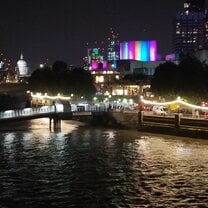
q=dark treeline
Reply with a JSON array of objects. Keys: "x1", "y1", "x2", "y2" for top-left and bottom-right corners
[
  {"x1": 151, "y1": 54, "x2": 208, "y2": 103},
  {"x1": 28, "y1": 61, "x2": 96, "y2": 100}
]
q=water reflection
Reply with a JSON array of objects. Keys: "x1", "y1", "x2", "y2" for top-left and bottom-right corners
[
  {"x1": 0, "y1": 119, "x2": 208, "y2": 207},
  {"x1": 3, "y1": 132, "x2": 15, "y2": 152}
]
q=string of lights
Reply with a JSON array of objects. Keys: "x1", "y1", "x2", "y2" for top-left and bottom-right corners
[
  {"x1": 30, "y1": 93, "x2": 71, "y2": 100},
  {"x1": 141, "y1": 97, "x2": 208, "y2": 111}
]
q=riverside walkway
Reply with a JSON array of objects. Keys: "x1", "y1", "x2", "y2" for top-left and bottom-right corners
[
  {"x1": 138, "y1": 111, "x2": 208, "y2": 138},
  {"x1": 1, "y1": 104, "x2": 208, "y2": 137}
]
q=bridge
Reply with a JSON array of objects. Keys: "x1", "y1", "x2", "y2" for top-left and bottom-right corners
[
  {"x1": 1, "y1": 104, "x2": 208, "y2": 137},
  {"x1": 0, "y1": 104, "x2": 108, "y2": 131}
]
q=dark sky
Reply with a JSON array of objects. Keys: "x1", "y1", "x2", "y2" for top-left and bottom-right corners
[{"x1": 0, "y1": 0, "x2": 185, "y2": 69}]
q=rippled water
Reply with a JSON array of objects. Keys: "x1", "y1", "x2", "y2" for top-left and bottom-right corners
[{"x1": 0, "y1": 119, "x2": 208, "y2": 208}]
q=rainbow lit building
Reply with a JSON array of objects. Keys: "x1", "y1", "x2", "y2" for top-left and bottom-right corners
[{"x1": 120, "y1": 41, "x2": 157, "y2": 62}]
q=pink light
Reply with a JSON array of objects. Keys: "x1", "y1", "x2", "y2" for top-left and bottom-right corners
[
  {"x1": 129, "y1": 41, "x2": 135, "y2": 60},
  {"x1": 150, "y1": 41, "x2": 157, "y2": 61},
  {"x1": 91, "y1": 61, "x2": 98, "y2": 70}
]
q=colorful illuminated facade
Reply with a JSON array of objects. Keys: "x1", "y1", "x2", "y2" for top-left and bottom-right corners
[
  {"x1": 87, "y1": 28, "x2": 120, "y2": 71},
  {"x1": 87, "y1": 48, "x2": 106, "y2": 70},
  {"x1": 87, "y1": 47, "x2": 118, "y2": 71},
  {"x1": 119, "y1": 41, "x2": 157, "y2": 62}
]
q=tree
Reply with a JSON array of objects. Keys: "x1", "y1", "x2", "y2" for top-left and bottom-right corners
[
  {"x1": 52, "y1": 61, "x2": 68, "y2": 73},
  {"x1": 28, "y1": 62, "x2": 96, "y2": 100},
  {"x1": 69, "y1": 68, "x2": 96, "y2": 99},
  {"x1": 28, "y1": 66, "x2": 56, "y2": 94},
  {"x1": 176, "y1": 55, "x2": 207, "y2": 101},
  {"x1": 52, "y1": 61, "x2": 69, "y2": 94},
  {"x1": 151, "y1": 62, "x2": 178, "y2": 98},
  {"x1": 151, "y1": 55, "x2": 208, "y2": 103}
]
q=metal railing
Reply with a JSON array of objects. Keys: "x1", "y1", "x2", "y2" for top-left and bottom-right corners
[
  {"x1": 0, "y1": 106, "x2": 55, "y2": 120},
  {"x1": 139, "y1": 111, "x2": 208, "y2": 130},
  {"x1": 0, "y1": 104, "x2": 109, "y2": 120}
]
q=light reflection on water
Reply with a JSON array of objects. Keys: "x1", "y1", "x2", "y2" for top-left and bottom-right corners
[{"x1": 0, "y1": 119, "x2": 208, "y2": 207}]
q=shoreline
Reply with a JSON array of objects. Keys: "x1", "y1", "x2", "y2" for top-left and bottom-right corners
[
  {"x1": 0, "y1": 111, "x2": 208, "y2": 139},
  {"x1": 89, "y1": 112, "x2": 208, "y2": 139}
]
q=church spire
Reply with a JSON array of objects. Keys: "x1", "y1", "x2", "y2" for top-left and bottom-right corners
[{"x1": 20, "y1": 53, "x2": 24, "y2": 60}]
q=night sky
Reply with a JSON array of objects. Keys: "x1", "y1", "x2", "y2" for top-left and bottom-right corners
[{"x1": 0, "y1": 0, "x2": 185, "y2": 69}]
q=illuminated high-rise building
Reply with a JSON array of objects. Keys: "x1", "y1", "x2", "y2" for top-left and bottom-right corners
[
  {"x1": 87, "y1": 48, "x2": 107, "y2": 70},
  {"x1": 173, "y1": 0, "x2": 207, "y2": 53},
  {"x1": 184, "y1": 0, "x2": 205, "y2": 12},
  {"x1": 107, "y1": 28, "x2": 120, "y2": 61},
  {"x1": 86, "y1": 28, "x2": 120, "y2": 70}
]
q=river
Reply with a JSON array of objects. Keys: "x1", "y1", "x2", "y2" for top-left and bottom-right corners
[{"x1": 0, "y1": 119, "x2": 208, "y2": 208}]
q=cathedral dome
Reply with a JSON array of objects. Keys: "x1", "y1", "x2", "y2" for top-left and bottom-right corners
[{"x1": 17, "y1": 53, "x2": 29, "y2": 76}]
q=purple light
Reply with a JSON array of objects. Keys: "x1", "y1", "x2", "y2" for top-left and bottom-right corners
[
  {"x1": 103, "y1": 61, "x2": 108, "y2": 69},
  {"x1": 165, "y1": 53, "x2": 178, "y2": 61}
]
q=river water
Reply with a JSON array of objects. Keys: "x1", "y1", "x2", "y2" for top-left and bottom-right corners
[{"x1": 0, "y1": 119, "x2": 208, "y2": 208}]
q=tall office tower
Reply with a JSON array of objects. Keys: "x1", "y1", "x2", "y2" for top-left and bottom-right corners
[
  {"x1": 173, "y1": 0, "x2": 207, "y2": 53},
  {"x1": 205, "y1": 14, "x2": 208, "y2": 47},
  {"x1": 107, "y1": 28, "x2": 120, "y2": 61},
  {"x1": 184, "y1": 0, "x2": 205, "y2": 12}
]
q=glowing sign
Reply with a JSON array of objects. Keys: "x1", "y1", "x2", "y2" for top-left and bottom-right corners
[{"x1": 120, "y1": 41, "x2": 157, "y2": 61}]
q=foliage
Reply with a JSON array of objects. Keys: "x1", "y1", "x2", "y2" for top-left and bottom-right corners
[
  {"x1": 28, "y1": 66, "x2": 56, "y2": 93},
  {"x1": 52, "y1": 61, "x2": 68, "y2": 73},
  {"x1": 151, "y1": 62, "x2": 178, "y2": 96},
  {"x1": 151, "y1": 55, "x2": 208, "y2": 103},
  {"x1": 69, "y1": 68, "x2": 96, "y2": 99},
  {"x1": 28, "y1": 62, "x2": 96, "y2": 100}
]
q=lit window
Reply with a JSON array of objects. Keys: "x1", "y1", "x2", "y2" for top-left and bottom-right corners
[{"x1": 95, "y1": 76, "x2": 104, "y2": 83}]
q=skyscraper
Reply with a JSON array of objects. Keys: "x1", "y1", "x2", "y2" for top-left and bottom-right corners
[
  {"x1": 107, "y1": 28, "x2": 120, "y2": 61},
  {"x1": 173, "y1": 0, "x2": 207, "y2": 53},
  {"x1": 184, "y1": 0, "x2": 205, "y2": 12}
]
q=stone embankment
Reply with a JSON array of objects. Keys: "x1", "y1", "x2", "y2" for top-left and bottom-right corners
[
  {"x1": 90, "y1": 111, "x2": 138, "y2": 129},
  {"x1": 90, "y1": 111, "x2": 208, "y2": 138}
]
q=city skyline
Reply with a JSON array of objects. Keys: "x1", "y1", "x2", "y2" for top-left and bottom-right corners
[{"x1": 0, "y1": 0, "x2": 201, "y2": 69}]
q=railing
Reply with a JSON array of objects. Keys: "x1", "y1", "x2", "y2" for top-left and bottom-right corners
[
  {"x1": 70, "y1": 104, "x2": 108, "y2": 112},
  {"x1": 139, "y1": 111, "x2": 208, "y2": 130},
  {"x1": 0, "y1": 106, "x2": 55, "y2": 120},
  {"x1": 0, "y1": 104, "x2": 109, "y2": 121}
]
